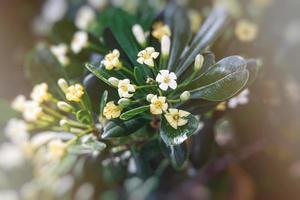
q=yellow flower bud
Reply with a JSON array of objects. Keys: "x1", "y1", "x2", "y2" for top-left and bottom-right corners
[
  {"x1": 194, "y1": 54, "x2": 204, "y2": 72},
  {"x1": 180, "y1": 91, "x2": 191, "y2": 102},
  {"x1": 66, "y1": 84, "x2": 84, "y2": 102}
]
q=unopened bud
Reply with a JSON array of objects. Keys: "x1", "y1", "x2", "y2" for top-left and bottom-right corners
[
  {"x1": 57, "y1": 101, "x2": 73, "y2": 112},
  {"x1": 146, "y1": 78, "x2": 155, "y2": 84},
  {"x1": 57, "y1": 78, "x2": 69, "y2": 93},
  {"x1": 118, "y1": 98, "x2": 131, "y2": 107},
  {"x1": 161, "y1": 35, "x2": 171, "y2": 57},
  {"x1": 194, "y1": 54, "x2": 204, "y2": 71},
  {"x1": 108, "y1": 77, "x2": 119, "y2": 87},
  {"x1": 180, "y1": 91, "x2": 191, "y2": 102},
  {"x1": 146, "y1": 94, "x2": 155, "y2": 102},
  {"x1": 59, "y1": 119, "x2": 68, "y2": 126},
  {"x1": 132, "y1": 24, "x2": 146, "y2": 46}
]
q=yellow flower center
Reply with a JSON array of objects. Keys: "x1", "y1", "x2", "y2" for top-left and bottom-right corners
[{"x1": 163, "y1": 76, "x2": 171, "y2": 84}]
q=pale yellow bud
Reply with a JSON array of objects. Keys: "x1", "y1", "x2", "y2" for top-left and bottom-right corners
[
  {"x1": 108, "y1": 77, "x2": 119, "y2": 87},
  {"x1": 118, "y1": 98, "x2": 131, "y2": 107},
  {"x1": 146, "y1": 94, "x2": 155, "y2": 102},
  {"x1": 161, "y1": 35, "x2": 171, "y2": 57},
  {"x1": 180, "y1": 91, "x2": 191, "y2": 102},
  {"x1": 132, "y1": 24, "x2": 146, "y2": 46},
  {"x1": 58, "y1": 78, "x2": 69, "y2": 93},
  {"x1": 194, "y1": 54, "x2": 204, "y2": 71},
  {"x1": 57, "y1": 101, "x2": 73, "y2": 112}
]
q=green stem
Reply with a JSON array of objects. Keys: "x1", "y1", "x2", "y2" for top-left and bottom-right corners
[
  {"x1": 155, "y1": 159, "x2": 169, "y2": 177},
  {"x1": 121, "y1": 66, "x2": 134, "y2": 77},
  {"x1": 136, "y1": 85, "x2": 157, "y2": 90},
  {"x1": 42, "y1": 105, "x2": 65, "y2": 119},
  {"x1": 66, "y1": 128, "x2": 94, "y2": 147}
]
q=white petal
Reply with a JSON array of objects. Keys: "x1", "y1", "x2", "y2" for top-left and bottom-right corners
[
  {"x1": 160, "y1": 70, "x2": 169, "y2": 76},
  {"x1": 159, "y1": 83, "x2": 169, "y2": 91},
  {"x1": 169, "y1": 80, "x2": 177, "y2": 89},
  {"x1": 156, "y1": 74, "x2": 164, "y2": 82},
  {"x1": 144, "y1": 59, "x2": 154, "y2": 67},
  {"x1": 169, "y1": 72, "x2": 177, "y2": 80},
  {"x1": 151, "y1": 52, "x2": 160, "y2": 59},
  {"x1": 137, "y1": 57, "x2": 144, "y2": 64}
]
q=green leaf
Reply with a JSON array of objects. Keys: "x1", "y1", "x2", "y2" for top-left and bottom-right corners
[
  {"x1": 99, "y1": 90, "x2": 108, "y2": 115},
  {"x1": 191, "y1": 56, "x2": 247, "y2": 88},
  {"x1": 165, "y1": 3, "x2": 191, "y2": 71},
  {"x1": 26, "y1": 45, "x2": 67, "y2": 96},
  {"x1": 108, "y1": 9, "x2": 139, "y2": 65},
  {"x1": 134, "y1": 67, "x2": 146, "y2": 85},
  {"x1": 175, "y1": 7, "x2": 229, "y2": 77},
  {"x1": 160, "y1": 140, "x2": 188, "y2": 170},
  {"x1": 102, "y1": 118, "x2": 149, "y2": 139},
  {"x1": 85, "y1": 63, "x2": 114, "y2": 87},
  {"x1": 120, "y1": 106, "x2": 150, "y2": 120},
  {"x1": 160, "y1": 114, "x2": 199, "y2": 146},
  {"x1": 76, "y1": 110, "x2": 93, "y2": 124},
  {"x1": 190, "y1": 69, "x2": 249, "y2": 101}
]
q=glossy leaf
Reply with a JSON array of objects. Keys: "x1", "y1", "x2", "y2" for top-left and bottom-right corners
[
  {"x1": 160, "y1": 140, "x2": 188, "y2": 170},
  {"x1": 190, "y1": 69, "x2": 249, "y2": 101},
  {"x1": 120, "y1": 106, "x2": 150, "y2": 120},
  {"x1": 160, "y1": 114, "x2": 199, "y2": 146},
  {"x1": 85, "y1": 63, "x2": 114, "y2": 87},
  {"x1": 102, "y1": 118, "x2": 149, "y2": 139},
  {"x1": 99, "y1": 90, "x2": 108, "y2": 115},
  {"x1": 69, "y1": 140, "x2": 106, "y2": 155}
]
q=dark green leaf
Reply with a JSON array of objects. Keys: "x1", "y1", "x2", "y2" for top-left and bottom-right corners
[
  {"x1": 120, "y1": 106, "x2": 150, "y2": 120},
  {"x1": 85, "y1": 63, "x2": 113, "y2": 87},
  {"x1": 134, "y1": 67, "x2": 146, "y2": 85},
  {"x1": 191, "y1": 56, "x2": 247, "y2": 88},
  {"x1": 175, "y1": 7, "x2": 229, "y2": 77},
  {"x1": 160, "y1": 114, "x2": 199, "y2": 146},
  {"x1": 165, "y1": 3, "x2": 191, "y2": 71},
  {"x1": 190, "y1": 69, "x2": 249, "y2": 101},
  {"x1": 102, "y1": 118, "x2": 149, "y2": 139},
  {"x1": 160, "y1": 140, "x2": 188, "y2": 170},
  {"x1": 99, "y1": 90, "x2": 108, "y2": 115}
]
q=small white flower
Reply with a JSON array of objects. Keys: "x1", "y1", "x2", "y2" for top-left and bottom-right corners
[
  {"x1": 30, "y1": 83, "x2": 51, "y2": 103},
  {"x1": 102, "y1": 49, "x2": 122, "y2": 70},
  {"x1": 11, "y1": 95, "x2": 26, "y2": 112},
  {"x1": 23, "y1": 101, "x2": 43, "y2": 122},
  {"x1": 156, "y1": 70, "x2": 177, "y2": 91},
  {"x1": 75, "y1": 6, "x2": 95, "y2": 30},
  {"x1": 5, "y1": 119, "x2": 29, "y2": 145},
  {"x1": 71, "y1": 31, "x2": 89, "y2": 54},
  {"x1": 132, "y1": 24, "x2": 147, "y2": 46},
  {"x1": 118, "y1": 79, "x2": 136, "y2": 98},
  {"x1": 50, "y1": 43, "x2": 69, "y2": 66},
  {"x1": 137, "y1": 47, "x2": 160, "y2": 67},
  {"x1": 161, "y1": 35, "x2": 171, "y2": 56},
  {"x1": 164, "y1": 109, "x2": 190, "y2": 130},
  {"x1": 150, "y1": 96, "x2": 168, "y2": 115},
  {"x1": 228, "y1": 89, "x2": 250, "y2": 108},
  {"x1": 47, "y1": 139, "x2": 67, "y2": 160}
]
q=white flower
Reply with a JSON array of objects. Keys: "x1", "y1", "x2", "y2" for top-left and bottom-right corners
[
  {"x1": 101, "y1": 49, "x2": 122, "y2": 70},
  {"x1": 71, "y1": 31, "x2": 89, "y2": 54},
  {"x1": 50, "y1": 43, "x2": 69, "y2": 66},
  {"x1": 88, "y1": 0, "x2": 108, "y2": 9},
  {"x1": 30, "y1": 83, "x2": 51, "y2": 103},
  {"x1": 137, "y1": 47, "x2": 160, "y2": 67},
  {"x1": 103, "y1": 101, "x2": 122, "y2": 119},
  {"x1": 0, "y1": 143, "x2": 25, "y2": 170},
  {"x1": 152, "y1": 22, "x2": 171, "y2": 40},
  {"x1": 132, "y1": 24, "x2": 147, "y2": 46},
  {"x1": 41, "y1": 0, "x2": 67, "y2": 24},
  {"x1": 11, "y1": 95, "x2": 26, "y2": 112},
  {"x1": 23, "y1": 101, "x2": 43, "y2": 122},
  {"x1": 150, "y1": 96, "x2": 168, "y2": 115},
  {"x1": 164, "y1": 109, "x2": 190, "y2": 130},
  {"x1": 156, "y1": 70, "x2": 177, "y2": 91},
  {"x1": 118, "y1": 79, "x2": 136, "y2": 98},
  {"x1": 228, "y1": 88, "x2": 250, "y2": 108},
  {"x1": 75, "y1": 6, "x2": 95, "y2": 30},
  {"x1": 5, "y1": 119, "x2": 29, "y2": 145},
  {"x1": 161, "y1": 35, "x2": 171, "y2": 56}
]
